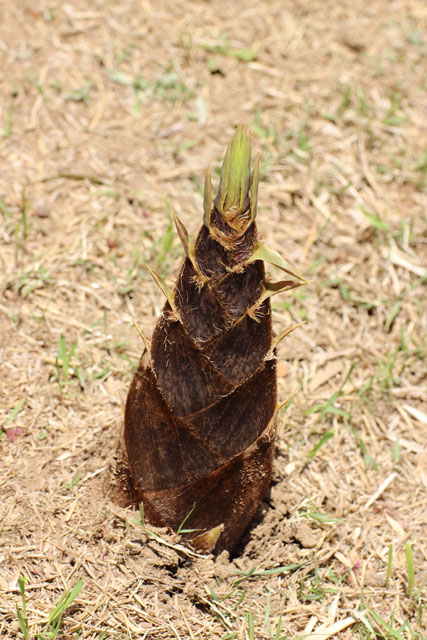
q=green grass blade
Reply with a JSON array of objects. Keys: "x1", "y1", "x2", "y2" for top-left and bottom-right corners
[
  {"x1": 263, "y1": 593, "x2": 271, "y2": 633},
  {"x1": 232, "y1": 562, "x2": 303, "y2": 587},
  {"x1": 359, "y1": 206, "x2": 389, "y2": 231},
  {"x1": 234, "y1": 589, "x2": 247, "y2": 607},
  {"x1": 306, "y1": 430, "x2": 334, "y2": 461},
  {"x1": 16, "y1": 577, "x2": 29, "y2": 640},
  {"x1": 47, "y1": 578, "x2": 83, "y2": 628},
  {"x1": 231, "y1": 566, "x2": 257, "y2": 587},
  {"x1": 368, "y1": 609, "x2": 403, "y2": 639},
  {"x1": 405, "y1": 543, "x2": 414, "y2": 598},
  {"x1": 131, "y1": 502, "x2": 146, "y2": 528},
  {"x1": 275, "y1": 611, "x2": 283, "y2": 640},
  {"x1": 177, "y1": 503, "x2": 196, "y2": 534},
  {"x1": 246, "y1": 607, "x2": 255, "y2": 640},
  {"x1": 5, "y1": 104, "x2": 13, "y2": 137},
  {"x1": 16, "y1": 606, "x2": 30, "y2": 640},
  {"x1": 385, "y1": 544, "x2": 393, "y2": 586},
  {"x1": 7, "y1": 398, "x2": 25, "y2": 424},
  {"x1": 17, "y1": 577, "x2": 28, "y2": 618}
]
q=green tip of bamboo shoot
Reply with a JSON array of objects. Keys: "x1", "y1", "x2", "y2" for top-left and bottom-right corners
[{"x1": 214, "y1": 125, "x2": 252, "y2": 223}]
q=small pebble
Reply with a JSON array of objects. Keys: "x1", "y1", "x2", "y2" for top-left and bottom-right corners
[{"x1": 33, "y1": 200, "x2": 51, "y2": 218}]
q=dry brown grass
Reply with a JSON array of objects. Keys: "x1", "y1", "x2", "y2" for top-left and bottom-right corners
[{"x1": 0, "y1": 1, "x2": 426, "y2": 638}]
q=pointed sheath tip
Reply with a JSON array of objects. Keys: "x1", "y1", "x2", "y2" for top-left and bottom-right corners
[
  {"x1": 191, "y1": 523, "x2": 225, "y2": 553},
  {"x1": 145, "y1": 264, "x2": 175, "y2": 309},
  {"x1": 215, "y1": 125, "x2": 253, "y2": 221},
  {"x1": 203, "y1": 167, "x2": 212, "y2": 226}
]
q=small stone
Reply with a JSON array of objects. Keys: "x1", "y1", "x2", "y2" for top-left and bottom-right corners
[{"x1": 34, "y1": 200, "x2": 51, "y2": 218}]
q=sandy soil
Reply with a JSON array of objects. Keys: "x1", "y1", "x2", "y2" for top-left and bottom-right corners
[{"x1": 0, "y1": 1, "x2": 426, "y2": 638}]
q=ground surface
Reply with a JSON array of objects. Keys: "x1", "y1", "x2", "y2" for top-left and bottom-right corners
[{"x1": 0, "y1": 1, "x2": 426, "y2": 638}]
